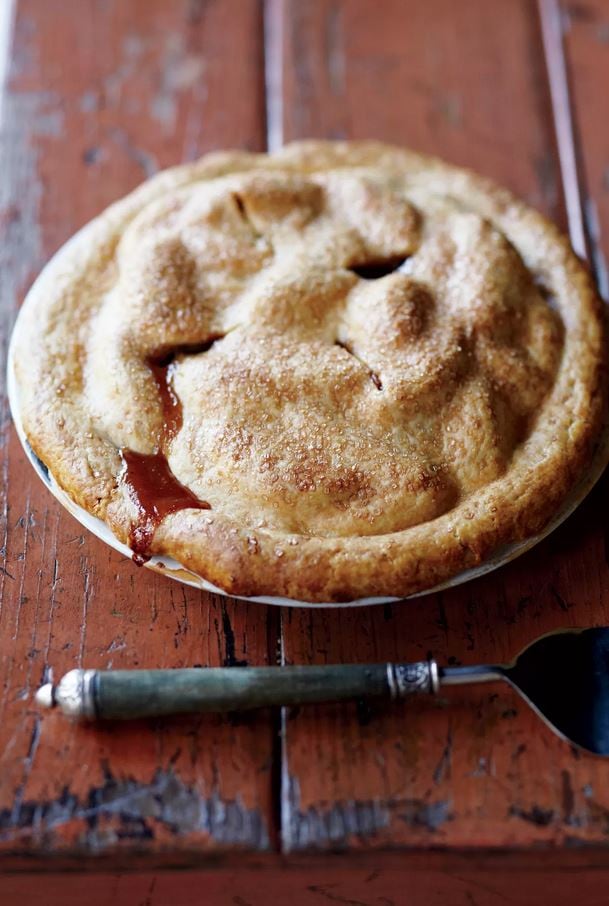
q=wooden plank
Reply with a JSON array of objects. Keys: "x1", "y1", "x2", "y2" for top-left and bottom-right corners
[
  {"x1": 275, "y1": 0, "x2": 567, "y2": 219},
  {"x1": 0, "y1": 0, "x2": 277, "y2": 864},
  {"x1": 275, "y1": 0, "x2": 609, "y2": 853},
  {"x1": 6, "y1": 857, "x2": 609, "y2": 906}
]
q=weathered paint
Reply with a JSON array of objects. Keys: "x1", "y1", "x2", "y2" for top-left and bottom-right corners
[
  {"x1": 1, "y1": 0, "x2": 609, "y2": 896},
  {"x1": 0, "y1": 765, "x2": 270, "y2": 851},
  {"x1": 0, "y1": 0, "x2": 274, "y2": 868},
  {"x1": 276, "y1": 0, "x2": 609, "y2": 854}
]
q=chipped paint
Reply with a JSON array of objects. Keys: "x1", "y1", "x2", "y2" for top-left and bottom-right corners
[
  {"x1": 282, "y1": 775, "x2": 452, "y2": 852},
  {"x1": 102, "y1": 34, "x2": 145, "y2": 108},
  {"x1": 0, "y1": 0, "x2": 15, "y2": 120},
  {"x1": 324, "y1": 3, "x2": 345, "y2": 97},
  {"x1": 435, "y1": 92, "x2": 463, "y2": 127},
  {"x1": 508, "y1": 787, "x2": 609, "y2": 835},
  {"x1": 509, "y1": 804, "x2": 556, "y2": 827},
  {"x1": 0, "y1": 89, "x2": 63, "y2": 300},
  {"x1": 0, "y1": 39, "x2": 65, "y2": 667},
  {"x1": 82, "y1": 146, "x2": 104, "y2": 166},
  {"x1": 397, "y1": 798, "x2": 453, "y2": 832},
  {"x1": 0, "y1": 10, "x2": 65, "y2": 377},
  {"x1": 282, "y1": 775, "x2": 389, "y2": 851},
  {"x1": 78, "y1": 90, "x2": 99, "y2": 114},
  {"x1": 0, "y1": 766, "x2": 270, "y2": 851},
  {"x1": 107, "y1": 126, "x2": 159, "y2": 178},
  {"x1": 4, "y1": 0, "x2": 609, "y2": 868},
  {"x1": 1, "y1": 0, "x2": 276, "y2": 869},
  {"x1": 150, "y1": 34, "x2": 206, "y2": 129},
  {"x1": 432, "y1": 726, "x2": 452, "y2": 784}
]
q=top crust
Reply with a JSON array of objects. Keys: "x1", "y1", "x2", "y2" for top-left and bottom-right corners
[{"x1": 11, "y1": 141, "x2": 607, "y2": 602}]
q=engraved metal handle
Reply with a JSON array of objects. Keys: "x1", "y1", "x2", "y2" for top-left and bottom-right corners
[{"x1": 36, "y1": 661, "x2": 440, "y2": 721}]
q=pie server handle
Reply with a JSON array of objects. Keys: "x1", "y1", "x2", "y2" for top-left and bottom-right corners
[{"x1": 34, "y1": 662, "x2": 441, "y2": 720}]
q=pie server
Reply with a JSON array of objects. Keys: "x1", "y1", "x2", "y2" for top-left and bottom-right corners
[{"x1": 35, "y1": 627, "x2": 609, "y2": 756}]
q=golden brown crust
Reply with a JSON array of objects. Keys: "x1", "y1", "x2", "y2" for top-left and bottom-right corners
[{"x1": 11, "y1": 141, "x2": 608, "y2": 602}]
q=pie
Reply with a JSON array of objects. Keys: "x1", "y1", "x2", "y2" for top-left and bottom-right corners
[{"x1": 11, "y1": 141, "x2": 607, "y2": 602}]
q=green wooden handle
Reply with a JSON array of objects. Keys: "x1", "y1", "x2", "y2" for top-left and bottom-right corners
[
  {"x1": 96, "y1": 665, "x2": 392, "y2": 718},
  {"x1": 37, "y1": 662, "x2": 439, "y2": 719}
]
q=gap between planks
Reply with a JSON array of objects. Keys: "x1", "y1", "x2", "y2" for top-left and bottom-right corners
[
  {"x1": 261, "y1": 0, "x2": 289, "y2": 853},
  {"x1": 538, "y1": 0, "x2": 596, "y2": 272},
  {"x1": 263, "y1": 0, "x2": 284, "y2": 152}
]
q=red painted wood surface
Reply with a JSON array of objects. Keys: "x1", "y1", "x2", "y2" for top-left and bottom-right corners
[
  {"x1": 5, "y1": 855, "x2": 609, "y2": 906},
  {"x1": 0, "y1": 0, "x2": 275, "y2": 861},
  {"x1": 276, "y1": 0, "x2": 609, "y2": 853},
  {"x1": 1, "y1": 0, "x2": 609, "y2": 901}
]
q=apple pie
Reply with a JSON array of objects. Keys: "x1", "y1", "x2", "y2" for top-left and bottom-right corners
[{"x1": 11, "y1": 141, "x2": 607, "y2": 602}]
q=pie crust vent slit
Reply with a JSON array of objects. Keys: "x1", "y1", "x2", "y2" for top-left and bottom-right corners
[
  {"x1": 348, "y1": 256, "x2": 408, "y2": 280},
  {"x1": 147, "y1": 336, "x2": 225, "y2": 443},
  {"x1": 334, "y1": 339, "x2": 383, "y2": 391}
]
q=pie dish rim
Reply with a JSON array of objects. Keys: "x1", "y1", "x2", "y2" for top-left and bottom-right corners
[{"x1": 8, "y1": 140, "x2": 608, "y2": 603}]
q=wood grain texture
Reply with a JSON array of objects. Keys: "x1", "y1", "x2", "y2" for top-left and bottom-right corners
[
  {"x1": 3, "y1": 0, "x2": 609, "y2": 890},
  {"x1": 0, "y1": 0, "x2": 277, "y2": 863},
  {"x1": 277, "y1": 0, "x2": 566, "y2": 219},
  {"x1": 5, "y1": 858, "x2": 609, "y2": 906},
  {"x1": 276, "y1": 0, "x2": 609, "y2": 854}
]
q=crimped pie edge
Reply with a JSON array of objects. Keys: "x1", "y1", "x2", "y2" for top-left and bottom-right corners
[{"x1": 11, "y1": 140, "x2": 607, "y2": 602}]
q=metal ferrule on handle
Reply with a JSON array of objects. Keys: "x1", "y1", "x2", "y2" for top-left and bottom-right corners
[{"x1": 36, "y1": 661, "x2": 440, "y2": 720}]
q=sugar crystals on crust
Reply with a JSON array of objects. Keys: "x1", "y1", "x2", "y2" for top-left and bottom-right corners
[{"x1": 12, "y1": 141, "x2": 607, "y2": 602}]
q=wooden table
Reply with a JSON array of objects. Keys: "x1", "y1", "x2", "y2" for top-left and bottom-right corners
[{"x1": 1, "y1": 1, "x2": 609, "y2": 903}]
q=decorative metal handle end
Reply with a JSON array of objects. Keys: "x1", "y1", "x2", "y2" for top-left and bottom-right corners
[
  {"x1": 386, "y1": 660, "x2": 439, "y2": 698},
  {"x1": 36, "y1": 661, "x2": 440, "y2": 721},
  {"x1": 35, "y1": 669, "x2": 97, "y2": 719},
  {"x1": 34, "y1": 683, "x2": 54, "y2": 710}
]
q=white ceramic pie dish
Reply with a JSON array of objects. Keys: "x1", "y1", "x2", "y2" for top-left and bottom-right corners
[{"x1": 8, "y1": 309, "x2": 609, "y2": 608}]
